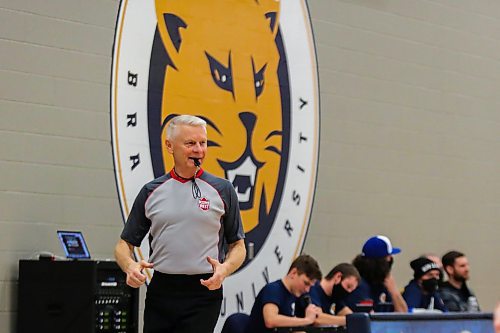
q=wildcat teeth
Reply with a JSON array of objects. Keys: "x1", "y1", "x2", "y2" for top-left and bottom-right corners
[{"x1": 226, "y1": 156, "x2": 257, "y2": 202}]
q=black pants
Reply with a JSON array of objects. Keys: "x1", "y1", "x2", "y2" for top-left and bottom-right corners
[{"x1": 144, "y1": 272, "x2": 223, "y2": 333}]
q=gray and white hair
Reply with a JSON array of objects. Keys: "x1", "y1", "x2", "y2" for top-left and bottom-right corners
[{"x1": 166, "y1": 115, "x2": 207, "y2": 140}]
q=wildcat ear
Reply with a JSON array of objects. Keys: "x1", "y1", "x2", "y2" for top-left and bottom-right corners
[
  {"x1": 155, "y1": 1, "x2": 187, "y2": 67},
  {"x1": 258, "y1": 0, "x2": 280, "y2": 38},
  {"x1": 265, "y1": 12, "x2": 279, "y2": 37}
]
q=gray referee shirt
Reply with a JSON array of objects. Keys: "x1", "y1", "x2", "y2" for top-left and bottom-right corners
[{"x1": 121, "y1": 169, "x2": 245, "y2": 275}]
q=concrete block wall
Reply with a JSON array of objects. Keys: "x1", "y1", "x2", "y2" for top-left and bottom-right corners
[
  {"x1": 1, "y1": 0, "x2": 499, "y2": 331},
  {"x1": 0, "y1": 1, "x2": 122, "y2": 331}
]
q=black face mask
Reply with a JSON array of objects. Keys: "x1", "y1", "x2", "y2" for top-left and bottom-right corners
[
  {"x1": 421, "y1": 278, "x2": 439, "y2": 293},
  {"x1": 331, "y1": 281, "x2": 350, "y2": 302}
]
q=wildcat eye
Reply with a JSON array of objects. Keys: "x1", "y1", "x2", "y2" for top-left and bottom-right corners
[
  {"x1": 252, "y1": 58, "x2": 266, "y2": 99},
  {"x1": 205, "y1": 51, "x2": 233, "y2": 96}
]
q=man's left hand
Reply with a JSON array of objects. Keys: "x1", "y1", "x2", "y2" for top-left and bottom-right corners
[{"x1": 200, "y1": 256, "x2": 228, "y2": 290}]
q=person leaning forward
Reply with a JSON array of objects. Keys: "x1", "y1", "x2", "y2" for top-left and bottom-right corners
[
  {"x1": 114, "y1": 115, "x2": 246, "y2": 333},
  {"x1": 344, "y1": 235, "x2": 408, "y2": 313},
  {"x1": 245, "y1": 254, "x2": 323, "y2": 333},
  {"x1": 296, "y1": 263, "x2": 361, "y2": 327}
]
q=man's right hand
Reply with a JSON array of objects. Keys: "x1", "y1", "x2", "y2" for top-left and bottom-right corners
[
  {"x1": 305, "y1": 304, "x2": 321, "y2": 324},
  {"x1": 125, "y1": 260, "x2": 154, "y2": 288}
]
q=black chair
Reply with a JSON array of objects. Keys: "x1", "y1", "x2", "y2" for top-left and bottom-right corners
[{"x1": 221, "y1": 312, "x2": 250, "y2": 333}]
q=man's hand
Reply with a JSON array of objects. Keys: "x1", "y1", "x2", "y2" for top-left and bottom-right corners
[
  {"x1": 305, "y1": 304, "x2": 321, "y2": 325},
  {"x1": 125, "y1": 260, "x2": 153, "y2": 288},
  {"x1": 384, "y1": 272, "x2": 408, "y2": 313},
  {"x1": 200, "y1": 256, "x2": 228, "y2": 290},
  {"x1": 384, "y1": 273, "x2": 398, "y2": 293}
]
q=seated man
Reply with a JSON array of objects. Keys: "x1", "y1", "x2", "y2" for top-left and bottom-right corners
[
  {"x1": 297, "y1": 263, "x2": 360, "y2": 326},
  {"x1": 403, "y1": 257, "x2": 447, "y2": 311},
  {"x1": 440, "y1": 251, "x2": 480, "y2": 312},
  {"x1": 345, "y1": 235, "x2": 408, "y2": 313},
  {"x1": 245, "y1": 254, "x2": 322, "y2": 333}
]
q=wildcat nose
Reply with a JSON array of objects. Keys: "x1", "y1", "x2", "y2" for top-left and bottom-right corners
[{"x1": 239, "y1": 112, "x2": 256, "y2": 134}]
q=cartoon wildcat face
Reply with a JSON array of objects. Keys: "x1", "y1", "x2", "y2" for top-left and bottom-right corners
[{"x1": 155, "y1": 0, "x2": 283, "y2": 232}]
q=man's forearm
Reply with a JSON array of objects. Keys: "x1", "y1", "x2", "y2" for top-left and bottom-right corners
[
  {"x1": 314, "y1": 313, "x2": 346, "y2": 326},
  {"x1": 266, "y1": 314, "x2": 314, "y2": 328},
  {"x1": 389, "y1": 290, "x2": 408, "y2": 313},
  {"x1": 221, "y1": 239, "x2": 246, "y2": 276},
  {"x1": 114, "y1": 239, "x2": 136, "y2": 273},
  {"x1": 385, "y1": 274, "x2": 408, "y2": 313}
]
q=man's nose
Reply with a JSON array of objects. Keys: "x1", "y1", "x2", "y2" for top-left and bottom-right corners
[{"x1": 192, "y1": 143, "x2": 202, "y2": 152}]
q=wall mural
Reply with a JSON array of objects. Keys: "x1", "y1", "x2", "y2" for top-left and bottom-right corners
[{"x1": 111, "y1": 0, "x2": 319, "y2": 329}]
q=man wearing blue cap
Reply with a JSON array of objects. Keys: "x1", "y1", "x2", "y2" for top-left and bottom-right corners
[{"x1": 345, "y1": 235, "x2": 408, "y2": 313}]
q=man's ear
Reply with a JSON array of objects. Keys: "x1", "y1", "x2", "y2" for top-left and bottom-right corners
[
  {"x1": 444, "y1": 265, "x2": 453, "y2": 276},
  {"x1": 333, "y1": 272, "x2": 343, "y2": 284},
  {"x1": 165, "y1": 139, "x2": 174, "y2": 154},
  {"x1": 155, "y1": 0, "x2": 187, "y2": 68}
]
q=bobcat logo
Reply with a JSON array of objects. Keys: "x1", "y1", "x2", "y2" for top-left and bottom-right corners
[
  {"x1": 112, "y1": 0, "x2": 319, "y2": 325},
  {"x1": 148, "y1": 0, "x2": 290, "y2": 258}
]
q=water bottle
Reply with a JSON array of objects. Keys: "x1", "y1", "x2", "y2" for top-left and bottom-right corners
[
  {"x1": 467, "y1": 296, "x2": 479, "y2": 312},
  {"x1": 247, "y1": 242, "x2": 255, "y2": 260}
]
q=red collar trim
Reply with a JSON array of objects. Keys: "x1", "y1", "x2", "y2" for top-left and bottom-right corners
[{"x1": 169, "y1": 168, "x2": 204, "y2": 183}]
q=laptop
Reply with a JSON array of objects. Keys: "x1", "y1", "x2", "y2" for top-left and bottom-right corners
[{"x1": 57, "y1": 231, "x2": 91, "y2": 260}]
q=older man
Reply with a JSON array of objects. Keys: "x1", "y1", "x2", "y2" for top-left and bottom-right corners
[{"x1": 115, "y1": 115, "x2": 246, "y2": 333}]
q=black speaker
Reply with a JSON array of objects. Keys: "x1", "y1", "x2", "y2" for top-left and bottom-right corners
[{"x1": 17, "y1": 260, "x2": 138, "y2": 333}]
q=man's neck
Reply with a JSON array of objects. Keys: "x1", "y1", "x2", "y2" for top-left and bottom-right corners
[
  {"x1": 174, "y1": 166, "x2": 197, "y2": 179},
  {"x1": 448, "y1": 277, "x2": 463, "y2": 290},
  {"x1": 320, "y1": 279, "x2": 332, "y2": 296},
  {"x1": 282, "y1": 277, "x2": 294, "y2": 295}
]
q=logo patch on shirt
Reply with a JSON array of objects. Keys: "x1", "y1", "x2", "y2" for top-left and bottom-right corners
[
  {"x1": 330, "y1": 302, "x2": 336, "y2": 315},
  {"x1": 198, "y1": 197, "x2": 210, "y2": 211}
]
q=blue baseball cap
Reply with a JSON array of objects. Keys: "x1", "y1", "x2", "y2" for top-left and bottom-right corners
[{"x1": 362, "y1": 235, "x2": 401, "y2": 258}]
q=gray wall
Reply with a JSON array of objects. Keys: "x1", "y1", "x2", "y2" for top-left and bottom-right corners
[
  {"x1": 0, "y1": 1, "x2": 123, "y2": 331},
  {"x1": 1, "y1": 0, "x2": 499, "y2": 331}
]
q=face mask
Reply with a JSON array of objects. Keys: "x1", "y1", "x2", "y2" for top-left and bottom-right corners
[
  {"x1": 421, "y1": 278, "x2": 439, "y2": 293},
  {"x1": 331, "y1": 281, "x2": 349, "y2": 301}
]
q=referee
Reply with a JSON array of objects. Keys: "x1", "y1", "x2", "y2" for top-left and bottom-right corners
[{"x1": 115, "y1": 115, "x2": 246, "y2": 333}]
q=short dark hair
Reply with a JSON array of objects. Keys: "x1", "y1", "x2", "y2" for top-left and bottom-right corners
[
  {"x1": 442, "y1": 251, "x2": 465, "y2": 268},
  {"x1": 325, "y1": 263, "x2": 361, "y2": 282},
  {"x1": 289, "y1": 254, "x2": 322, "y2": 281}
]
